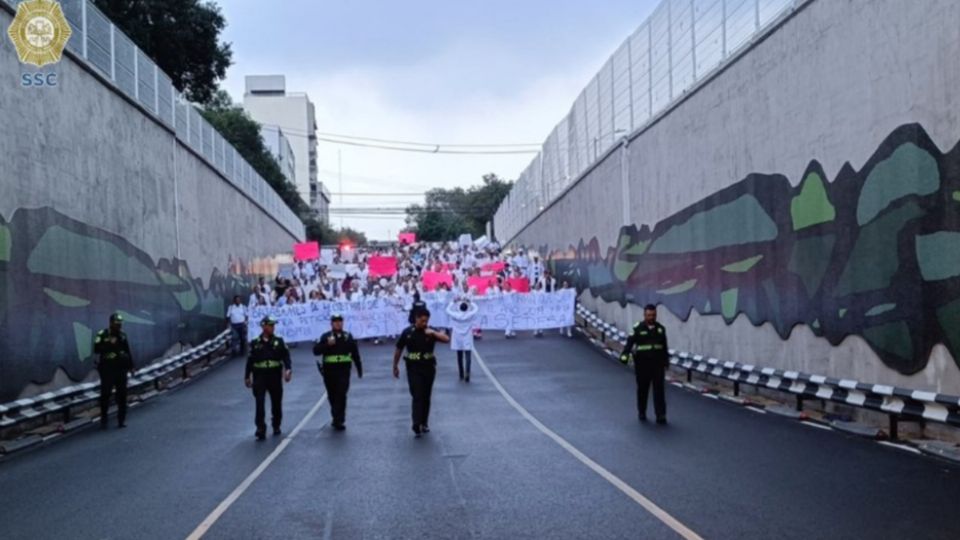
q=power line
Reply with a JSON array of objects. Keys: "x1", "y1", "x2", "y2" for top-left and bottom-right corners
[
  {"x1": 259, "y1": 123, "x2": 542, "y2": 154},
  {"x1": 316, "y1": 137, "x2": 540, "y2": 155},
  {"x1": 316, "y1": 131, "x2": 541, "y2": 148}
]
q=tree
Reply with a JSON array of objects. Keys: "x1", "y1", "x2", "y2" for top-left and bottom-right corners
[
  {"x1": 201, "y1": 90, "x2": 304, "y2": 215},
  {"x1": 202, "y1": 92, "x2": 367, "y2": 246},
  {"x1": 405, "y1": 173, "x2": 512, "y2": 241},
  {"x1": 92, "y1": 0, "x2": 232, "y2": 104}
]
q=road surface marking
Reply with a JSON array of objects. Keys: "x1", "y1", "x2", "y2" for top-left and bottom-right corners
[
  {"x1": 877, "y1": 441, "x2": 922, "y2": 455},
  {"x1": 185, "y1": 392, "x2": 328, "y2": 540},
  {"x1": 473, "y1": 347, "x2": 703, "y2": 540},
  {"x1": 801, "y1": 420, "x2": 833, "y2": 431}
]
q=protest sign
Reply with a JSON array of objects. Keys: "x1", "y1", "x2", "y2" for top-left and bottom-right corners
[
  {"x1": 369, "y1": 256, "x2": 398, "y2": 277},
  {"x1": 320, "y1": 248, "x2": 335, "y2": 266},
  {"x1": 467, "y1": 275, "x2": 498, "y2": 295},
  {"x1": 248, "y1": 290, "x2": 575, "y2": 342},
  {"x1": 458, "y1": 233, "x2": 472, "y2": 248},
  {"x1": 422, "y1": 271, "x2": 454, "y2": 291},
  {"x1": 293, "y1": 242, "x2": 320, "y2": 261},
  {"x1": 398, "y1": 232, "x2": 416, "y2": 245},
  {"x1": 482, "y1": 261, "x2": 506, "y2": 274},
  {"x1": 328, "y1": 264, "x2": 347, "y2": 279},
  {"x1": 508, "y1": 277, "x2": 531, "y2": 293}
]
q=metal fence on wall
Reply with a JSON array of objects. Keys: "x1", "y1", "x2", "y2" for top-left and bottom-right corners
[
  {"x1": 4, "y1": 0, "x2": 305, "y2": 240},
  {"x1": 494, "y1": 0, "x2": 800, "y2": 243}
]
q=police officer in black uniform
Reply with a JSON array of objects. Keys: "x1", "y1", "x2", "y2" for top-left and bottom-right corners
[
  {"x1": 313, "y1": 313, "x2": 363, "y2": 431},
  {"x1": 393, "y1": 309, "x2": 450, "y2": 437},
  {"x1": 94, "y1": 313, "x2": 136, "y2": 429},
  {"x1": 245, "y1": 315, "x2": 292, "y2": 440},
  {"x1": 621, "y1": 304, "x2": 669, "y2": 424}
]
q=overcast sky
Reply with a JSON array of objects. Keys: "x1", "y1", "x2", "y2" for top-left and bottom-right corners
[{"x1": 215, "y1": 0, "x2": 659, "y2": 240}]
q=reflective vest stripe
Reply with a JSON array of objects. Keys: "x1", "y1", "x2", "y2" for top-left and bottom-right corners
[
  {"x1": 634, "y1": 344, "x2": 664, "y2": 352},
  {"x1": 405, "y1": 352, "x2": 435, "y2": 361},
  {"x1": 323, "y1": 354, "x2": 352, "y2": 363},
  {"x1": 253, "y1": 360, "x2": 283, "y2": 369}
]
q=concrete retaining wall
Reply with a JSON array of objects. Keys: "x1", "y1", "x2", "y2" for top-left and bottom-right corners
[
  {"x1": 0, "y1": 6, "x2": 298, "y2": 400},
  {"x1": 503, "y1": 0, "x2": 960, "y2": 394}
]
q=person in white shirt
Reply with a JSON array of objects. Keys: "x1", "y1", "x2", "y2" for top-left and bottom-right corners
[
  {"x1": 528, "y1": 255, "x2": 544, "y2": 283},
  {"x1": 225, "y1": 295, "x2": 248, "y2": 356},
  {"x1": 446, "y1": 297, "x2": 480, "y2": 382}
]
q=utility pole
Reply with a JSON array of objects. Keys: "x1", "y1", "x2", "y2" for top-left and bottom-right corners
[{"x1": 338, "y1": 149, "x2": 343, "y2": 228}]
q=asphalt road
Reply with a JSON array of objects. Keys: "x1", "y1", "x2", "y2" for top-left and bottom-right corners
[{"x1": 1, "y1": 332, "x2": 958, "y2": 539}]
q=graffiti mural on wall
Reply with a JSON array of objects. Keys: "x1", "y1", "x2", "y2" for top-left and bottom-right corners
[
  {"x1": 544, "y1": 124, "x2": 960, "y2": 375},
  {"x1": 0, "y1": 207, "x2": 254, "y2": 402}
]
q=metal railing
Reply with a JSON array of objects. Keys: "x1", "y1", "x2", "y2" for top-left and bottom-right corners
[
  {"x1": 494, "y1": 0, "x2": 803, "y2": 242},
  {"x1": 574, "y1": 304, "x2": 960, "y2": 441},
  {"x1": 3, "y1": 0, "x2": 305, "y2": 240},
  {"x1": 0, "y1": 331, "x2": 231, "y2": 431}
]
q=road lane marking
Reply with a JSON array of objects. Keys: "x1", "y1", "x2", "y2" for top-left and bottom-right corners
[
  {"x1": 472, "y1": 348, "x2": 703, "y2": 540},
  {"x1": 185, "y1": 392, "x2": 328, "y2": 540}
]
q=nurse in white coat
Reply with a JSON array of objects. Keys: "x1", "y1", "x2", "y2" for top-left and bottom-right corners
[{"x1": 446, "y1": 298, "x2": 480, "y2": 382}]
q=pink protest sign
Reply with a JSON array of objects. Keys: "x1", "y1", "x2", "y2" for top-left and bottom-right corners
[
  {"x1": 398, "y1": 232, "x2": 417, "y2": 245},
  {"x1": 422, "y1": 271, "x2": 454, "y2": 291},
  {"x1": 508, "y1": 277, "x2": 531, "y2": 293},
  {"x1": 368, "y1": 256, "x2": 398, "y2": 277},
  {"x1": 293, "y1": 242, "x2": 320, "y2": 261},
  {"x1": 467, "y1": 276, "x2": 498, "y2": 295},
  {"x1": 482, "y1": 261, "x2": 506, "y2": 274}
]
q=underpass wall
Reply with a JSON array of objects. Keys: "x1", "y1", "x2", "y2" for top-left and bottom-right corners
[
  {"x1": 506, "y1": 0, "x2": 960, "y2": 393},
  {"x1": 0, "y1": 6, "x2": 299, "y2": 401}
]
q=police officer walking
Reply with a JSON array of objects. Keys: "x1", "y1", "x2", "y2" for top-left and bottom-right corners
[
  {"x1": 313, "y1": 314, "x2": 363, "y2": 431},
  {"x1": 621, "y1": 304, "x2": 669, "y2": 424},
  {"x1": 245, "y1": 316, "x2": 292, "y2": 440},
  {"x1": 393, "y1": 309, "x2": 450, "y2": 437},
  {"x1": 94, "y1": 313, "x2": 136, "y2": 429}
]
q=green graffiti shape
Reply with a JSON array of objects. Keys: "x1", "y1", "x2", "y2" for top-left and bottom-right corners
[
  {"x1": 116, "y1": 310, "x2": 156, "y2": 326},
  {"x1": 836, "y1": 201, "x2": 925, "y2": 296},
  {"x1": 791, "y1": 172, "x2": 836, "y2": 231},
  {"x1": 0, "y1": 223, "x2": 10, "y2": 262},
  {"x1": 649, "y1": 195, "x2": 778, "y2": 254},
  {"x1": 721, "y1": 255, "x2": 764, "y2": 273},
  {"x1": 787, "y1": 235, "x2": 836, "y2": 295},
  {"x1": 857, "y1": 143, "x2": 939, "y2": 226},
  {"x1": 27, "y1": 226, "x2": 160, "y2": 285},
  {"x1": 73, "y1": 322, "x2": 92, "y2": 362},
  {"x1": 862, "y1": 321, "x2": 913, "y2": 361},
  {"x1": 865, "y1": 303, "x2": 897, "y2": 317},
  {"x1": 915, "y1": 231, "x2": 960, "y2": 281},
  {"x1": 721, "y1": 288, "x2": 739, "y2": 320},
  {"x1": 936, "y1": 299, "x2": 960, "y2": 355},
  {"x1": 657, "y1": 279, "x2": 697, "y2": 295},
  {"x1": 43, "y1": 287, "x2": 91, "y2": 307}
]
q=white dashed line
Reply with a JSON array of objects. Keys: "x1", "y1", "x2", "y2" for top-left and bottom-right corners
[{"x1": 473, "y1": 347, "x2": 703, "y2": 540}]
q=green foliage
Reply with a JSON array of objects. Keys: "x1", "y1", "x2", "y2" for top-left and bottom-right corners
[
  {"x1": 92, "y1": 0, "x2": 233, "y2": 104},
  {"x1": 201, "y1": 92, "x2": 362, "y2": 245},
  {"x1": 405, "y1": 173, "x2": 512, "y2": 241}
]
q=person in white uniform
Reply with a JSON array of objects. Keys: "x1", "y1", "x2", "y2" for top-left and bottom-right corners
[{"x1": 446, "y1": 298, "x2": 480, "y2": 382}]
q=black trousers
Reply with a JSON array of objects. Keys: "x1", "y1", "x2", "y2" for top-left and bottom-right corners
[
  {"x1": 322, "y1": 363, "x2": 352, "y2": 426},
  {"x1": 635, "y1": 363, "x2": 667, "y2": 419},
  {"x1": 456, "y1": 350, "x2": 472, "y2": 378},
  {"x1": 406, "y1": 361, "x2": 436, "y2": 427},
  {"x1": 252, "y1": 370, "x2": 283, "y2": 432},
  {"x1": 99, "y1": 368, "x2": 128, "y2": 426}
]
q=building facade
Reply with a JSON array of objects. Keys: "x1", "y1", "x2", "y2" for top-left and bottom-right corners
[
  {"x1": 243, "y1": 75, "x2": 331, "y2": 222},
  {"x1": 260, "y1": 125, "x2": 296, "y2": 186}
]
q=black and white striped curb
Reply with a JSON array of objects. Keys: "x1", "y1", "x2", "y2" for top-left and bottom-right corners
[
  {"x1": 0, "y1": 331, "x2": 231, "y2": 430},
  {"x1": 574, "y1": 304, "x2": 960, "y2": 449}
]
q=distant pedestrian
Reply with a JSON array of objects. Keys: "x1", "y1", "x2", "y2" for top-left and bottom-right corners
[
  {"x1": 446, "y1": 298, "x2": 479, "y2": 382},
  {"x1": 393, "y1": 309, "x2": 450, "y2": 437},
  {"x1": 313, "y1": 313, "x2": 363, "y2": 431},
  {"x1": 94, "y1": 313, "x2": 136, "y2": 429},
  {"x1": 621, "y1": 304, "x2": 669, "y2": 424},
  {"x1": 226, "y1": 295, "x2": 248, "y2": 356},
  {"x1": 245, "y1": 316, "x2": 292, "y2": 440}
]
